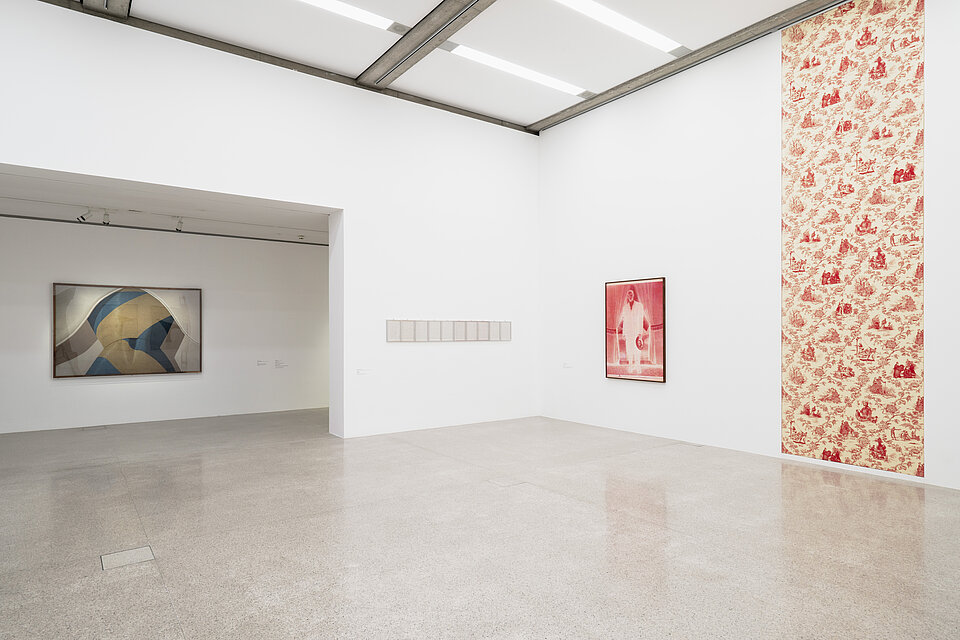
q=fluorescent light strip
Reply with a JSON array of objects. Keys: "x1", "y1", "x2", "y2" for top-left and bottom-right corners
[
  {"x1": 551, "y1": 0, "x2": 681, "y2": 53},
  {"x1": 299, "y1": 0, "x2": 394, "y2": 30},
  {"x1": 450, "y1": 45, "x2": 585, "y2": 96}
]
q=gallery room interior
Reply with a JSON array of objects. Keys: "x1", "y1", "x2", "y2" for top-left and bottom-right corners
[{"x1": 1, "y1": 0, "x2": 957, "y2": 637}]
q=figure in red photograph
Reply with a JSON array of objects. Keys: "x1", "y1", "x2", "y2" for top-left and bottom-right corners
[
  {"x1": 605, "y1": 278, "x2": 665, "y2": 383},
  {"x1": 617, "y1": 286, "x2": 650, "y2": 372}
]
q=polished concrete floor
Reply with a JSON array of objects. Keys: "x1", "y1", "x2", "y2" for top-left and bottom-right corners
[{"x1": 1, "y1": 409, "x2": 958, "y2": 639}]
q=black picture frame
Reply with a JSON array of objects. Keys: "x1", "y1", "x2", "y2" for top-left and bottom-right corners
[{"x1": 604, "y1": 277, "x2": 666, "y2": 383}]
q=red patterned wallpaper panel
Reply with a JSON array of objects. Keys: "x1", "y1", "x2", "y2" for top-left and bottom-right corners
[{"x1": 781, "y1": 0, "x2": 924, "y2": 476}]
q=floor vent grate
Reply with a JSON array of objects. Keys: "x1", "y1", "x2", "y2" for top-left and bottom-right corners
[{"x1": 100, "y1": 546, "x2": 154, "y2": 570}]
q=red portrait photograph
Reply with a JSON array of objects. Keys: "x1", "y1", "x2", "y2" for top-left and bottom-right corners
[{"x1": 605, "y1": 278, "x2": 665, "y2": 383}]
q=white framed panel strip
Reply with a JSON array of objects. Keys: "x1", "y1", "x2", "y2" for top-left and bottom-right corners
[{"x1": 386, "y1": 320, "x2": 512, "y2": 342}]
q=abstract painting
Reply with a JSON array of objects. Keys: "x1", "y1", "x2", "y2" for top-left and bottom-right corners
[
  {"x1": 781, "y1": 0, "x2": 923, "y2": 475},
  {"x1": 605, "y1": 278, "x2": 665, "y2": 383},
  {"x1": 54, "y1": 283, "x2": 202, "y2": 377}
]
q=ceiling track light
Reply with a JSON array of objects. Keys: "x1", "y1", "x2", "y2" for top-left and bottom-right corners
[
  {"x1": 76, "y1": 208, "x2": 90, "y2": 223},
  {"x1": 175, "y1": 217, "x2": 184, "y2": 232},
  {"x1": 101, "y1": 211, "x2": 111, "y2": 226}
]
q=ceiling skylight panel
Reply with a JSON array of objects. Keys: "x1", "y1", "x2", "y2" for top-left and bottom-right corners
[
  {"x1": 449, "y1": 44, "x2": 587, "y2": 96},
  {"x1": 551, "y1": 0, "x2": 682, "y2": 53},
  {"x1": 299, "y1": 0, "x2": 394, "y2": 30}
]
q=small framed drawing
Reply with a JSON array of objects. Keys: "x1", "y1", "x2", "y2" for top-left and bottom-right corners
[
  {"x1": 53, "y1": 283, "x2": 202, "y2": 378},
  {"x1": 605, "y1": 277, "x2": 665, "y2": 383}
]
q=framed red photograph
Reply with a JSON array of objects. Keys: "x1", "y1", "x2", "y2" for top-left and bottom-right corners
[{"x1": 605, "y1": 278, "x2": 665, "y2": 383}]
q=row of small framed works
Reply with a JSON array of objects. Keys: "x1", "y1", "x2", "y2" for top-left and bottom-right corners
[{"x1": 386, "y1": 320, "x2": 512, "y2": 342}]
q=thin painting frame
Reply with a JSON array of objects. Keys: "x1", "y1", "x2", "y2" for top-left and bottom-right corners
[
  {"x1": 53, "y1": 282, "x2": 203, "y2": 378},
  {"x1": 605, "y1": 277, "x2": 666, "y2": 383}
]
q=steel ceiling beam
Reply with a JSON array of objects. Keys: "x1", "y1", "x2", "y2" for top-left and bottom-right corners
[
  {"x1": 356, "y1": 0, "x2": 498, "y2": 89},
  {"x1": 528, "y1": 0, "x2": 851, "y2": 133}
]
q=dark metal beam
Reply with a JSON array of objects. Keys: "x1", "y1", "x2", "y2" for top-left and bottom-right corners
[
  {"x1": 356, "y1": 0, "x2": 497, "y2": 88},
  {"x1": 34, "y1": 0, "x2": 532, "y2": 134},
  {"x1": 528, "y1": 0, "x2": 851, "y2": 133}
]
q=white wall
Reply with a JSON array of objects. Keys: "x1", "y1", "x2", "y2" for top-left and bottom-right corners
[
  {"x1": 0, "y1": 0, "x2": 541, "y2": 437},
  {"x1": 0, "y1": 216, "x2": 328, "y2": 433},
  {"x1": 922, "y1": 0, "x2": 960, "y2": 490},
  {"x1": 539, "y1": 2, "x2": 960, "y2": 491},
  {"x1": 538, "y1": 36, "x2": 782, "y2": 456}
]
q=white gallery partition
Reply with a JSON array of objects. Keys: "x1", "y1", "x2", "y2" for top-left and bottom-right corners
[{"x1": 538, "y1": 35, "x2": 782, "y2": 462}]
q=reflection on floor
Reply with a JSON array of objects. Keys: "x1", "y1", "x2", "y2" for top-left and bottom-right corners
[{"x1": 1, "y1": 409, "x2": 957, "y2": 638}]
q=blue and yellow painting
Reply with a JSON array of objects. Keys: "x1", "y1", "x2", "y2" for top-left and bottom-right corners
[{"x1": 54, "y1": 284, "x2": 201, "y2": 377}]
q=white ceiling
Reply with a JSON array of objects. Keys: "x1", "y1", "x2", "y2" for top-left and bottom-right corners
[
  {"x1": 601, "y1": 0, "x2": 800, "y2": 51},
  {"x1": 390, "y1": 48, "x2": 582, "y2": 126},
  {"x1": 450, "y1": 0, "x2": 675, "y2": 95},
  {"x1": 348, "y1": 0, "x2": 450, "y2": 27},
  {"x1": 0, "y1": 164, "x2": 336, "y2": 245},
  {"x1": 128, "y1": 0, "x2": 809, "y2": 126}
]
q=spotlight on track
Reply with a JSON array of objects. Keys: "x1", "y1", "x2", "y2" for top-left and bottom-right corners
[
  {"x1": 76, "y1": 208, "x2": 90, "y2": 222},
  {"x1": 102, "y1": 212, "x2": 111, "y2": 226},
  {"x1": 175, "y1": 217, "x2": 184, "y2": 232}
]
